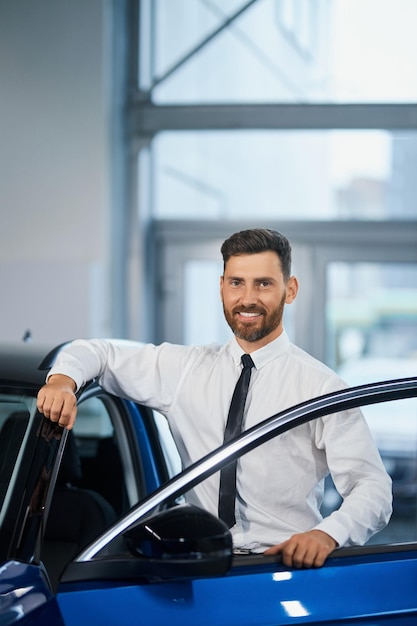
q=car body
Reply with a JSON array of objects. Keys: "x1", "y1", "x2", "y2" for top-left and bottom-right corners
[{"x1": 1, "y1": 341, "x2": 417, "y2": 625}]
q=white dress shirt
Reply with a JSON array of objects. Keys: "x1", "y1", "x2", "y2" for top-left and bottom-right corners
[{"x1": 48, "y1": 331, "x2": 392, "y2": 552}]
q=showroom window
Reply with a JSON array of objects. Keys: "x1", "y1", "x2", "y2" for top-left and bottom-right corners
[
  {"x1": 116, "y1": 0, "x2": 417, "y2": 345},
  {"x1": 152, "y1": 130, "x2": 416, "y2": 220},
  {"x1": 139, "y1": 0, "x2": 417, "y2": 104},
  {"x1": 115, "y1": 0, "x2": 417, "y2": 350}
]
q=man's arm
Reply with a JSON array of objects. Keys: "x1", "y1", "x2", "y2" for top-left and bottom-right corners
[
  {"x1": 263, "y1": 529, "x2": 338, "y2": 568},
  {"x1": 37, "y1": 374, "x2": 78, "y2": 430}
]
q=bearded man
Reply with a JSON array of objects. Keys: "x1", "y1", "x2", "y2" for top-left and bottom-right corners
[{"x1": 37, "y1": 228, "x2": 392, "y2": 568}]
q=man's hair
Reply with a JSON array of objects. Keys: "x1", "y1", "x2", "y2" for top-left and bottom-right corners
[{"x1": 221, "y1": 228, "x2": 292, "y2": 281}]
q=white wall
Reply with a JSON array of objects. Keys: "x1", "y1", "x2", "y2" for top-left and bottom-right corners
[{"x1": 0, "y1": 0, "x2": 111, "y2": 343}]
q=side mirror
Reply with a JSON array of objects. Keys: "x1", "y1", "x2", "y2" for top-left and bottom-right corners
[{"x1": 124, "y1": 504, "x2": 232, "y2": 580}]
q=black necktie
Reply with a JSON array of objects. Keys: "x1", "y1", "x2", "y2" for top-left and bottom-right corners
[{"x1": 218, "y1": 353, "x2": 254, "y2": 527}]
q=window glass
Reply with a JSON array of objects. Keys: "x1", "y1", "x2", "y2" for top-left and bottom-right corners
[
  {"x1": 0, "y1": 393, "x2": 33, "y2": 513},
  {"x1": 327, "y1": 262, "x2": 417, "y2": 370},
  {"x1": 153, "y1": 130, "x2": 417, "y2": 220},
  {"x1": 184, "y1": 260, "x2": 228, "y2": 345},
  {"x1": 71, "y1": 397, "x2": 131, "y2": 515},
  {"x1": 150, "y1": 0, "x2": 417, "y2": 104}
]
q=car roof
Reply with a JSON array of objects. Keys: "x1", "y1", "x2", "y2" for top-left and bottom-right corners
[{"x1": 0, "y1": 341, "x2": 70, "y2": 387}]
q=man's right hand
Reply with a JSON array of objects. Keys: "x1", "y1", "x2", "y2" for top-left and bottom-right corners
[{"x1": 36, "y1": 374, "x2": 78, "y2": 430}]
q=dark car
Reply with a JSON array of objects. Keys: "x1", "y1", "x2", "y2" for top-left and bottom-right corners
[{"x1": 1, "y1": 341, "x2": 417, "y2": 625}]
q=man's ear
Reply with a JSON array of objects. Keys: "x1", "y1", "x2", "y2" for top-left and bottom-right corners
[
  {"x1": 285, "y1": 275, "x2": 298, "y2": 304},
  {"x1": 219, "y1": 275, "x2": 224, "y2": 300}
]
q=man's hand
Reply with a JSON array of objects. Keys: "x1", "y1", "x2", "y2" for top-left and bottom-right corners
[
  {"x1": 263, "y1": 529, "x2": 337, "y2": 568},
  {"x1": 36, "y1": 374, "x2": 78, "y2": 430}
]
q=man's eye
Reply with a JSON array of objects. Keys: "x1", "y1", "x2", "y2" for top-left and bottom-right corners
[
  {"x1": 260, "y1": 281, "x2": 270, "y2": 287},
  {"x1": 230, "y1": 280, "x2": 241, "y2": 287}
]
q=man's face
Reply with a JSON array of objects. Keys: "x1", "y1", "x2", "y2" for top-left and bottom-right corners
[{"x1": 220, "y1": 251, "x2": 298, "y2": 351}]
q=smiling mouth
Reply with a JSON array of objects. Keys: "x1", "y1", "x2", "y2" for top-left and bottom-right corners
[{"x1": 236, "y1": 311, "x2": 262, "y2": 320}]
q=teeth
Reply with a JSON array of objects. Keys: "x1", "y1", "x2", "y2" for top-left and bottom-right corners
[{"x1": 240, "y1": 312, "x2": 259, "y2": 317}]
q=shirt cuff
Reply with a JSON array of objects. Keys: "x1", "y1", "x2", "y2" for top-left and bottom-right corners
[
  {"x1": 313, "y1": 517, "x2": 350, "y2": 548},
  {"x1": 46, "y1": 365, "x2": 84, "y2": 393}
]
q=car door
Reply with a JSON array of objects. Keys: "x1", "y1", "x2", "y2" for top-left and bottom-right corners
[
  {"x1": 0, "y1": 386, "x2": 68, "y2": 626},
  {"x1": 0, "y1": 384, "x2": 170, "y2": 626},
  {"x1": 52, "y1": 376, "x2": 417, "y2": 626}
]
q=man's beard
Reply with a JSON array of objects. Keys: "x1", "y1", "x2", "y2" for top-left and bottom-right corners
[{"x1": 222, "y1": 293, "x2": 286, "y2": 343}]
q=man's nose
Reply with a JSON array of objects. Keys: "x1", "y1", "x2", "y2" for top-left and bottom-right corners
[{"x1": 240, "y1": 285, "x2": 257, "y2": 305}]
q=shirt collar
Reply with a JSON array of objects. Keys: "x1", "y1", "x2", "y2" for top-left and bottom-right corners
[{"x1": 229, "y1": 330, "x2": 290, "y2": 370}]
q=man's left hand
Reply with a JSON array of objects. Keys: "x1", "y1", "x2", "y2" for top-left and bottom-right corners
[{"x1": 263, "y1": 529, "x2": 337, "y2": 568}]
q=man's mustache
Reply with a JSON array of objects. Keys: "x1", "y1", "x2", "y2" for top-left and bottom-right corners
[{"x1": 232, "y1": 305, "x2": 265, "y2": 315}]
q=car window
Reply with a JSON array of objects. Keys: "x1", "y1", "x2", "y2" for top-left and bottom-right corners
[
  {"x1": 0, "y1": 392, "x2": 34, "y2": 514},
  {"x1": 70, "y1": 395, "x2": 138, "y2": 515},
  {"x1": 40, "y1": 393, "x2": 145, "y2": 590}
]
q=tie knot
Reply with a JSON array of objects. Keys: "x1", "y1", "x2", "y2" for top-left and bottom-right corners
[{"x1": 241, "y1": 353, "x2": 254, "y2": 370}]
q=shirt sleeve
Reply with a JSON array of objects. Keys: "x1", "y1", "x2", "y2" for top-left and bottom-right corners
[
  {"x1": 312, "y1": 407, "x2": 393, "y2": 546},
  {"x1": 47, "y1": 338, "x2": 195, "y2": 413}
]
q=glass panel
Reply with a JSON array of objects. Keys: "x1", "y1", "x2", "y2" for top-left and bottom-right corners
[
  {"x1": 327, "y1": 262, "x2": 417, "y2": 370},
  {"x1": 0, "y1": 393, "x2": 33, "y2": 513},
  {"x1": 72, "y1": 397, "x2": 130, "y2": 515},
  {"x1": 331, "y1": 0, "x2": 417, "y2": 103},
  {"x1": 184, "y1": 260, "x2": 229, "y2": 345},
  {"x1": 151, "y1": 0, "x2": 417, "y2": 103},
  {"x1": 153, "y1": 130, "x2": 417, "y2": 220},
  {"x1": 326, "y1": 262, "x2": 417, "y2": 544}
]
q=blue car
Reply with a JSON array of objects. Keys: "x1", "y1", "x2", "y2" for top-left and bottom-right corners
[{"x1": 1, "y1": 341, "x2": 417, "y2": 625}]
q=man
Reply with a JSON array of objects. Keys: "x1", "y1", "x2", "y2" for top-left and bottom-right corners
[{"x1": 37, "y1": 228, "x2": 392, "y2": 568}]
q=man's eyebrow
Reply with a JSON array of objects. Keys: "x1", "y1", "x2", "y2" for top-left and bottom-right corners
[
  {"x1": 225, "y1": 275, "x2": 276, "y2": 282},
  {"x1": 254, "y1": 276, "x2": 276, "y2": 282}
]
